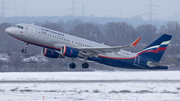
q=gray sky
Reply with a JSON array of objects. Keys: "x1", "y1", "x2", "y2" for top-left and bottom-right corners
[{"x1": 1, "y1": 0, "x2": 180, "y2": 20}]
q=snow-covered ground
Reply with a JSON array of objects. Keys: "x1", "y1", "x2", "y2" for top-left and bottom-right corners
[
  {"x1": 22, "y1": 54, "x2": 48, "y2": 63},
  {"x1": 0, "y1": 71, "x2": 180, "y2": 80},
  {"x1": 0, "y1": 71, "x2": 180, "y2": 101},
  {"x1": 0, "y1": 53, "x2": 9, "y2": 62}
]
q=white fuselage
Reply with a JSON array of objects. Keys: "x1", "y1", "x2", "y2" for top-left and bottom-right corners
[
  {"x1": 6, "y1": 23, "x2": 137, "y2": 59},
  {"x1": 5, "y1": 23, "x2": 172, "y2": 69}
]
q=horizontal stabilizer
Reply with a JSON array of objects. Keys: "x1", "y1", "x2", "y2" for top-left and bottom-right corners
[{"x1": 147, "y1": 61, "x2": 174, "y2": 67}]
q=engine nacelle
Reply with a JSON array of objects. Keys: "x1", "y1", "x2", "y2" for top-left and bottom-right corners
[
  {"x1": 41, "y1": 48, "x2": 64, "y2": 58},
  {"x1": 61, "y1": 46, "x2": 79, "y2": 58}
]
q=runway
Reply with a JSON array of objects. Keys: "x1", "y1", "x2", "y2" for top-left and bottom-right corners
[
  {"x1": 0, "y1": 80, "x2": 180, "y2": 83},
  {"x1": 0, "y1": 71, "x2": 180, "y2": 101}
]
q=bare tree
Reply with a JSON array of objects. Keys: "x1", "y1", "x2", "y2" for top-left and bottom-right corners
[
  {"x1": 104, "y1": 22, "x2": 137, "y2": 45},
  {"x1": 136, "y1": 24, "x2": 157, "y2": 44},
  {"x1": 159, "y1": 21, "x2": 180, "y2": 55},
  {"x1": 0, "y1": 23, "x2": 12, "y2": 52},
  {"x1": 42, "y1": 22, "x2": 65, "y2": 33},
  {"x1": 69, "y1": 23, "x2": 103, "y2": 42}
]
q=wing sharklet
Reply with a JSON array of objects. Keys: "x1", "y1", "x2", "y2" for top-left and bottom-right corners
[{"x1": 131, "y1": 37, "x2": 141, "y2": 47}]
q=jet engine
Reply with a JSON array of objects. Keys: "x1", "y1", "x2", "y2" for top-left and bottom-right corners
[
  {"x1": 41, "y1": 48, "x2": 64, "y2": 58},
  {"x1": 61, "y1": 46, "x2": 79, "y2": 58}
]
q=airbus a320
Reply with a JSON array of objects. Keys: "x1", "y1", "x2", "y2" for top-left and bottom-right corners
[{"x1": 5, "y1": 23, "x2": 172, "y2": 69}]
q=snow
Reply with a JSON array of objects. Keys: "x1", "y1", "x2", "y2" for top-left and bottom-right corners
[
  {"x1": 0, "y1": 53, "x2": 48, "y2": 63},
  {"x1": 1, "y1": 83, "x2": 180, "y2": 101},
  {"x1": 0, "y1": 53, "x2": 9, "y2": 62},
  {"x1": 0, "y1": 71, "x2": 179, "y2": 80},
  {"x1": 22, "y1": 54, "x2": 48, "y2": 63},
  {"x1": 0, "y1": 71, "x2": 180, "y2": 101}
]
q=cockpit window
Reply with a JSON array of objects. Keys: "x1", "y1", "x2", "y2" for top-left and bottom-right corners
[
  {"x1": 16, "y1": 25, "x2": 23, "y2": 29},
  {"x1": 16, "y1": 25, "x2": 20, "y2": 28}
]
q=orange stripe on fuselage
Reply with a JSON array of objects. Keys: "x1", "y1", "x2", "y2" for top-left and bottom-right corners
[
  {"x1": 44, "y1": 49, "x2": 48, "y2": 56},
  {"x1": 97, "y1": 46, "x2": 167, "y2": 60},
  {"x1": 63, "y1": 46, "x2": 67, "y2": 56},
  {"x1": 98, "y1": 55, "x2": 136, "y2": 60}
]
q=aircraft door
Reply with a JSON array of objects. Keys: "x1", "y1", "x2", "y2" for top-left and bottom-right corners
[
  {"x1": 28, "y1": 25, "x2": 35, "y2": 36},
  {"x1": 134, "y1": 56, "x2": 140, "y2": 66}
]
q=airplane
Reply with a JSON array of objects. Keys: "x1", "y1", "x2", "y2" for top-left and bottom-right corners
[{"x1": 5, "y1": 23, "x2": 172, "y2": 69}]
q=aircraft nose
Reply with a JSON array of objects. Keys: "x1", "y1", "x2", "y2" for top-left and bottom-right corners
[{"x1": 5, "y1": 27, "x2": 13, "y2": 35}]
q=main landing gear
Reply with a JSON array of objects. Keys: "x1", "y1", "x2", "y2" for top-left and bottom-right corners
[
  {"x1": 69, "y1": 62, "x2": 89, "y2": 69},
  {"x1": 82, "y1": 62, "x2": 89, "y2": 69},
  {"x1": 22, "y1": 43, "x2": 28, "y2": 53},
  {"x1": 69, "y1": 58, "x2": 89, "y2": 69},
  {"x1": 69, "y1": 63, "x2": 76, "y2": 69},
  {"x1": 81, "y1": 56, "x2": 89, "y2": 69}
]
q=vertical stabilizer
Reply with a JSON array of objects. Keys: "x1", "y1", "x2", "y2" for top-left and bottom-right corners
[{"x1": 138, "y1": 34, "x2": 172, "y2": 62}]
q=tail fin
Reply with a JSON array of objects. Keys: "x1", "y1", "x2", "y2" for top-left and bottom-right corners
[{"x1": 138, "y1": 34, "x2": 172, "y2": 62}]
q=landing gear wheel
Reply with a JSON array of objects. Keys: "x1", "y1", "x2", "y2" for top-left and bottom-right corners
[
  {"x1": 69, "y1": 63, "x2": 76, "y2": 69},
  {"x1": 22, "y1": 43, "x2": 28, "y2": 53},
  {"x1": 82, "y1": 62, "x2": 89, "y2": 69},
  {"x1": 22, "y1": 49, "x2": 26, "y2": 53}
]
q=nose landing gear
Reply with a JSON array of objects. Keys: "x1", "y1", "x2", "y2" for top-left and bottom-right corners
[
  {"x1": 22, "y1": 43, "x2": 28, "y2": 53},
  {"x1": 22, "y1": 49, "x2": 26, "y2": 53}
]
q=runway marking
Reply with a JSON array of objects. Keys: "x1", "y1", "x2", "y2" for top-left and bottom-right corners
[{"x1": 0, "y1": 80, "x2": 180, "y2": 83}]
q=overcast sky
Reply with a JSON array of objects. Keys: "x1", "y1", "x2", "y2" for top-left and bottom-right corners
[{"x1": 1, "y1": 0, "x2": 180, "y2": 20}]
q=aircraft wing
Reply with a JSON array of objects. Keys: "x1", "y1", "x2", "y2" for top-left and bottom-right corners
[{"x1": 77, "y1": 37, "x2": 141, "y2": 57}]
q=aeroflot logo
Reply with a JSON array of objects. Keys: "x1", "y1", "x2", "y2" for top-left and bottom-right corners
[
  {"x1": 69, "y1": 50, "x2": 73, "y2": 56},
  {"x1": 143, "y1": 40, "x2": 171, "y2": 51},
  {"x1": 41, "y1": 28, "x2": 64, "y2": 36}
]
